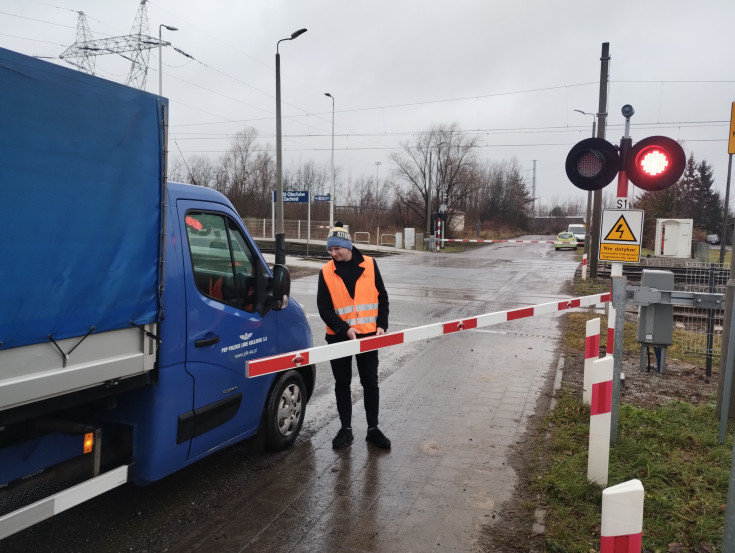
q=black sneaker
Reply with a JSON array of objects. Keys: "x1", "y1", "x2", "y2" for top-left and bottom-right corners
[
  {"x1": 332, "y1": 427, "x2": 354, "y2": 449},
  {"x1": 366, "y1": 427, "x2": 391, "y2": 449}
]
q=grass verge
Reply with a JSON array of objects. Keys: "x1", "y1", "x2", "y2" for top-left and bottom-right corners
[
  {"x1": 536, "y1": 387, "x2": 731, "y2": 552},
  {"x1": 532, "y1": 276, "x2": 733, "y2": 552}
]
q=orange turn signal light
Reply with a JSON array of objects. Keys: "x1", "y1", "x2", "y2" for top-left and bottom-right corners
[{"x1": 83, "y1": 432, "x2": 94, "y2": 454}]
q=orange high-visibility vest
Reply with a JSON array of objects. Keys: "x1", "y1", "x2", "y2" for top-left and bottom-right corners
[{"x1": 323, "y1": 256, "x2": 379, "y2": 335}]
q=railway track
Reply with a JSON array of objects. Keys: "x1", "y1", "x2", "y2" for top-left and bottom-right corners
[{"x1": 596, "y1": 263, "x2": 729, "y2": 285}]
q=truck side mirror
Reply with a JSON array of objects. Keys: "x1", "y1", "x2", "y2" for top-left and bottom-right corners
[
  {"x1": 255, "y1": 263, "x2": 291, "y2": 316},
  {"x1": 270, "y1": 264, "x2": 291, "y2": 311}
]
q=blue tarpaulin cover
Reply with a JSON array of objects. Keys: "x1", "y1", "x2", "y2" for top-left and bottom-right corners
[{"x1": 0, "y1": 48, "x2": 165, "y2": 350}]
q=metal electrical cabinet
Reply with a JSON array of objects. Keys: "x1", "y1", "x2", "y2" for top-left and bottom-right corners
[{"x1": 636, "y1": 270, "x2": 674, "y2": 372}]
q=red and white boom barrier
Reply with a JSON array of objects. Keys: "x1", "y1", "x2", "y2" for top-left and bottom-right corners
[
  {"x1": 601, "y1": 479, "x2": 644, "y2": 553},
  {"x1": 440, "y1": 238, "x2": 555, "y2": 244},
  {"x1": 582, "y1": 317, "x2": 601, "y2": 405},
  {"x1": 246, "y1": 292, "x2": 612, "y2": 378},
  {"x1": 587, "y1": 355, "x2": 613, "y2": 486}
]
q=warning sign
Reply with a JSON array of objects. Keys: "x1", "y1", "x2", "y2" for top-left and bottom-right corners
[
  {"x1": 604, "y1": 215, "x2": 638, "y2": 242},
  {"x1": 600, "y1": 209, "x2": 644, "y2": 263},
  {"x1": 600, "y1": 243, "x2": 640, "y2": 262}
]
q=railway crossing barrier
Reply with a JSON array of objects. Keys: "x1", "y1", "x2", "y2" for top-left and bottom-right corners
[{"x1": 246, "y1": 291, "x2": 611, "y2": 378}]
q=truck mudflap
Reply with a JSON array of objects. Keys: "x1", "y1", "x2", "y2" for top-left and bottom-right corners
[{"x1": 0, "y1": 464, "x2": 129, "y2": 540}]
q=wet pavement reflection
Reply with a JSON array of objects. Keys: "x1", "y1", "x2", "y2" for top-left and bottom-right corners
[{"x1": 173, "y1": 318, "x2": 561, "y2": 552}]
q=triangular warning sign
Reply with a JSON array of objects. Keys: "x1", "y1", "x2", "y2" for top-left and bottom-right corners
[{"x1": 604, "y1": 215, "x2": 637, "y2": 242}]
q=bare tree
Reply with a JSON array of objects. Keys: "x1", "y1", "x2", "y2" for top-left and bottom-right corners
[
  {"x1": 220, "y1": 127, "x2": 259, "y2": 214},
  {"x1": 391, "y1": 123, "x2": 479, "y2": 234}
]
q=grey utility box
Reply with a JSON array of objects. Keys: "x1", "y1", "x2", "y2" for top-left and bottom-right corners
[
  {"x1": 636, "y1": 269, "x2": 674, "y2": 373},
  {"x1": 636, "y1": 270, "x2": 674, "y2": 346}
]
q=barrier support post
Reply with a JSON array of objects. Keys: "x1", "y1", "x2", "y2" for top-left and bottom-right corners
[{"x1": 611, "y1": 272, "x2": 627, "y2": 444}]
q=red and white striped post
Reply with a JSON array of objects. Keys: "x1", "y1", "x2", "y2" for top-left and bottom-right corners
[
  {"x1": 601, "y1": 479, "x2": 644, "y2": 553},
  {"x1": 587, "y1": 355, "x2": 613, "y2": 486},
  {"x1": 583, "y1": 318, "x2": 601, "y2": 405},
  {"x1": 582, "y1": 253, "x2": 588, "y2": 280}
]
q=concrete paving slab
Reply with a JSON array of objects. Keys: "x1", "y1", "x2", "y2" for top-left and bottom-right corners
[{"x1": 170, "y1": 313, "x2": 563, "y2": 552}]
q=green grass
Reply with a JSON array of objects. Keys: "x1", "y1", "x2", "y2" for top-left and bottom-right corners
[
  {"x1": 536, "y1": 390, "x2": 731, "y2": 552},
  {"x1": 710, "y1": 248, "x2": 732, "y2": 266},
  {"x1": 536, "y1": 305, "x2": 733, "y2": 552}
]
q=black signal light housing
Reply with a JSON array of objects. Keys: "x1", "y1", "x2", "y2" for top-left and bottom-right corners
[{"x1": 565, "y1": 138, "x2": 620, "y2": 191}]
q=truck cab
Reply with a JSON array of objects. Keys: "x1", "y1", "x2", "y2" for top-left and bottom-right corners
[{"x1": 115, "y1": 182, "x2": 315, "y2": 484}]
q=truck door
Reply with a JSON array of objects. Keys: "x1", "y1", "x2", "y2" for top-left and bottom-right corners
[{"x1": 179, "y1": 204, "x2": 279, "y2": 461}]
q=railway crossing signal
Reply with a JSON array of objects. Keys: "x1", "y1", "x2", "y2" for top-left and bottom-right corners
[{"x1": 565, "y1": 134, "x2": 686, "y2": 193}]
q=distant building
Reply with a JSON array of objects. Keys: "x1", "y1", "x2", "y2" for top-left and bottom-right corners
[
  {"x1": 531, "y1": 216, "x2": 584, "y2": 234},
  {"x1": 448, "y1": 210, "x2": 465, "y2": 232}
]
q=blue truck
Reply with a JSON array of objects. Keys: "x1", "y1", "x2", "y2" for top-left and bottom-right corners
[{"x1": 0, "y1": 47, "x2": 314, "y2": 538}]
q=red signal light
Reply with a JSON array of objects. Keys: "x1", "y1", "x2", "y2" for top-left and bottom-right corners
[
  {"x1": 625, "y1": 136, "x2": 685, "y2": 191},
  {"x1": 638, "y1": 147, "x2": 670, "y2": 176}
]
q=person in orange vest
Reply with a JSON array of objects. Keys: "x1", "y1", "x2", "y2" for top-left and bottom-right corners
[{"x1": 317, "y1": 223, "x2": 391, "y2": 449}]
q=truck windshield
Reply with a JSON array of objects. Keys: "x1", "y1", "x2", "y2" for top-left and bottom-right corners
[{"x1": 569, "y1": 225, "x2": 585, "y2": 234}]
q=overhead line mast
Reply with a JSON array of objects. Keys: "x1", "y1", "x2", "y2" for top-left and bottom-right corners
[{"x1": 59, "y1": 0, "x2": 164, "y2": 90}]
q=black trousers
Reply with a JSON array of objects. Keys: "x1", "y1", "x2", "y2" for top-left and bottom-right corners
[{"x1": 330, "y1": 349, "x2": 380, "y2": 429}]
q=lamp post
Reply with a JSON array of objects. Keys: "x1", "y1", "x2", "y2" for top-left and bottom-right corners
[
  {"x1": 574, "y1": 109, "x2": 597, "y2": 256},
  {"x1": 275, "y1": 28, "x2": 307, "y2": 265},
  {"x1": 158, "y1": 24, "x2": 178, "y2": 96},
  {"x1": 325, "y1": 92, "x2": 335, "y2": 227}
]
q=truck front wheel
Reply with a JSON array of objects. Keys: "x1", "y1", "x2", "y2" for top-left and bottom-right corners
[{"x1": 262, "y1": 370, "x2": 306, "y2": 451}]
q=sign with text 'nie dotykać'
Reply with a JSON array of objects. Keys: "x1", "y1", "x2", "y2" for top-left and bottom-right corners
[{"x1": 599, "y1": 209, "x2": 644, "y2": 263}]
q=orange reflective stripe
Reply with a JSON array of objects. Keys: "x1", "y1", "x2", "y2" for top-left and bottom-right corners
[{"x1": 323, "y1": 256, "x2": 379, "y2": 335}]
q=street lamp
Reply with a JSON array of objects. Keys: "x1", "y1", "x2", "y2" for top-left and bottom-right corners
[
  {"x1": 573, "y1": 109, "x2": 597, "y2": 256},
  {"x1": 158, "y1": 24, "x2": 178, "y2": 96},
  {"x1": 325, "y1": 92, "x2": 335, "y2": 227},
  {"x1": 275, "y1": 28, "x2": 307, "y2": 265}
]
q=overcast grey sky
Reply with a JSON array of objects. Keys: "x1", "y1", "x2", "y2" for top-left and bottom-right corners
[{"x1": 3, "y1": 0, "x2": 735, "y2": 209}]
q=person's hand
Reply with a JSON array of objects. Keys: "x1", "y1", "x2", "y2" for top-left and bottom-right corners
[
  {"x1": 376, "y1": 327, "x2": 386, "y2": 336},
  {"x1": 346, "y1": 328, "x2": 360, "y2": 340}
]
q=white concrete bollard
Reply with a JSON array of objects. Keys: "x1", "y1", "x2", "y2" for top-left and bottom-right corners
[
  {"x1": 582, "y1": 253, "x2": 588, "y2": 280},
  {"x1": 583, "y1": 318, "x2": 601, "y2": 405},
  {"x1": 587, "y1": 355, "x2": 613, "y2": 486},
  {"x1": 600, "y1": 479, "x2": 644, "y2": 553}
]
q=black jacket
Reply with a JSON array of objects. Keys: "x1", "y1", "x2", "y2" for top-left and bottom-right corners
[{"x1": 317, "y1": 246, "x2": 389, "y2": 343}]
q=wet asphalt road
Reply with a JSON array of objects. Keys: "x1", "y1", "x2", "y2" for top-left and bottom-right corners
[{"x1": 1, "y1": 237, "x2": 579, "y2": 552}]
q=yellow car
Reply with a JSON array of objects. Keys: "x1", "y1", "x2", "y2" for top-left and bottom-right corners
[{"x1": 554, "y1": 231, "x2": 578, "y2": 251}]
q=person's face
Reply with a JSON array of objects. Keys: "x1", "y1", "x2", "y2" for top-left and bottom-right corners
[{"x1": 328, "y1": 246, "x2": 352, "y2": 261}]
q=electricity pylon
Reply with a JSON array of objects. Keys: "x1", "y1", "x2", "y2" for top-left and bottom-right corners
[{"x1": 59, "y1": 0, "x2": 162, "y2": 90}]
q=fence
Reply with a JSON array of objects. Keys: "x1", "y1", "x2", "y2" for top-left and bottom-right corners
[
  {"x1": 629, "y1": 256, "x2": 726, "y2": 365},
  {"x1": 242, "y1": 218, "x2": 428, "y2": 250}
]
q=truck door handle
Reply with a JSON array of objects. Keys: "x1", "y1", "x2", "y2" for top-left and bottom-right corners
[{"x1": 195, "y1": 335, "x2": 220, "y2": 348}]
